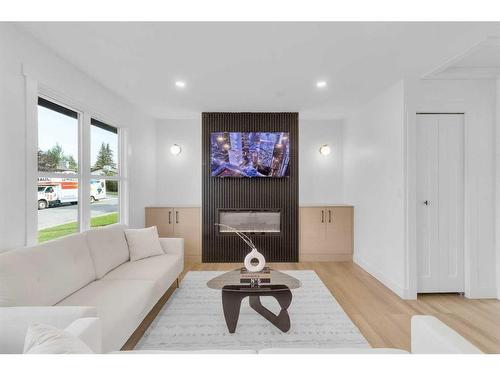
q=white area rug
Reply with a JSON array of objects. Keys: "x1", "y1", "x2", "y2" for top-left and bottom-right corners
[{"x1": 136, "y1": 270, "x2": 370, "y2": 351}]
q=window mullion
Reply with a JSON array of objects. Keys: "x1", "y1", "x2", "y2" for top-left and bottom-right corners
[
  {"x1": 119, "y1": 128, "x2": 128, "y2": 226},
  {"x1": 25, "y1": 77, "x2": 39, "y2": 246},
  {"x1": 80, "y1": 112, "x2": 91, "y2": 232}
]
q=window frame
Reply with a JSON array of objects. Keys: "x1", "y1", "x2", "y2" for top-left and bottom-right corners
[
  {"x1": 25, "y1": 82, "x2": 127, "y2": 245},
  {"x1": 88, "y1": 116, "x2": 123, "y2": 230},
  {"x1": 36, "y1": 95, "x2": 83, "y2": 239}
]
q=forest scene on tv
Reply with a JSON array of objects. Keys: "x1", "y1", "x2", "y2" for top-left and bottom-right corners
[{"x1": 210, "y1": 132, "x2": 290, "y2": 178}]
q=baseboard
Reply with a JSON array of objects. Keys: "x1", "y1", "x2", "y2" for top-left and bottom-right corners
[
  {"x1": 466, "y1": 285, "x2": 497, "y2": 299},
  {"x1": 353, "y1": 255, "x2": 409, "y2": 299},
  {"x1": 121, "y1": 278, "x2": 179, "y2": 351},
  {"x1": 300, "y1": 253, "x2": 352, "y2": 262}
]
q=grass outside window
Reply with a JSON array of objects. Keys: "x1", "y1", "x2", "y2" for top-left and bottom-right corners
[{"x1": 38, "y1": 212, "x2": 119, "y2": 243}]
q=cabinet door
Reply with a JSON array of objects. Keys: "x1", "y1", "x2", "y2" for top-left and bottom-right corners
[
  {"x1": 326, "y1": 206, "x2": 353, "y2": 255},
  {"x1": 145, "y1": 207, "x2": 174, "y2": 237},
  {"x1": 173, "y1": 207, "x2": 201, "y2": 262},
  {"x1": 299, "y1": 207, "x2": 328, "y2": 257}
]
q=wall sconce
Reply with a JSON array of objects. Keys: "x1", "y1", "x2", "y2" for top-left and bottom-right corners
[
  {"x1": 319, "y1": 144, "x2": 331, "y2": 156},
  {"x1": 170, "y1": 144, "x2": 182, "y2": 156}
]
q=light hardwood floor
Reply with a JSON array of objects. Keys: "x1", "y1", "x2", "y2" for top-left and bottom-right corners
[{"x1": 182, "y1": 261, "x2": 500, "y2": 353}]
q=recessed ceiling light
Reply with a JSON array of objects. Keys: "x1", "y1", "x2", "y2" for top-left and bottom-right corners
[
  {"x1": 316, "y1": 81, "x2": 327, "y2": 88},
  {"x1": 175, "y1": 81, "x2": 186, "y2": 88}
]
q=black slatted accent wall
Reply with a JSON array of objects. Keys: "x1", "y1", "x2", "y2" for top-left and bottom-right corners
[{"x1": 202, "y1": 112, "x2": 299, "y2": 263}]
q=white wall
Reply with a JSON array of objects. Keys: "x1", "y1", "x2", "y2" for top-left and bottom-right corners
[
  {"x1": 0, "y1": 24, "x2": 156, "y2": 250},
  {"x1": 299, "y1": 119, "x2": 344, "y2": 205},
  {"x1": 155, "y1": 119, "x2": 202, "y2": 206},
  {"x1": 495, "y1": 79, "x2": 500, "y2": 299},
  {"x1": 154, "y1": 118, "x2": 344, "y2": 206},
  {"x1": 344, "y1": 81, "x2": 408, "y2": 298},
  {"x1": 344, "y1": 78, "x2": 497, "y2": 300},
  {"x1": 406, "y1": 79, "x2": 497, "y2": 299}
]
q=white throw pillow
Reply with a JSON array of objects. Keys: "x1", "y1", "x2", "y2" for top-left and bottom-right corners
[
  {"x1": 86, "y1": 224, "x2": 130, "y2": 278},
  {"x1": 23, "y1": 323, "x2": 94, "y2": 354},
  {"x1": 125, "y1": 226, "x2": 165, "y2": 262}
]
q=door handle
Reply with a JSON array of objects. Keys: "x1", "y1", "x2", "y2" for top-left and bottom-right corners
[
  {"x1": 175, "y1": 210, "x2": 179, "y2": 224},
  {"x1": 168, "y1": 210, "x2": 172, "y2": 224},
  {"x1": 328, "y1": 209, "x2": 332, "y2": 223},
  {"x1": 424, "y1": 200, "x2": 429, "y2": 206},
  {"x1": 321, "y1": 210, "x2": 324, "y2": 223}
]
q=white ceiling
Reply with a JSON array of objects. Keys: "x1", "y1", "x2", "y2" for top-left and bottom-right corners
[
  {"x1": 16, "y1": 22, "x2": 500, "y2": 120},
  {"x1": 425, "y1": 37, "x2": 500, "y2": 79}
]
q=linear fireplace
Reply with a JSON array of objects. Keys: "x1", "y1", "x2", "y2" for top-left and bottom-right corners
[{"x1": 218, "y1": 209, "x2": 280, "y2": 234}]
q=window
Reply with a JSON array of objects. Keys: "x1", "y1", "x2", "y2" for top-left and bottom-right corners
[
  {"x1": 90, "y1": 118, "x2": 120, "y2": 228},
  {"x1": 36, "y1": 97, "x2": 123, "y2": 243},
  {"x1": 37, "y1": 98, "x2": 80, "y2": 242}
]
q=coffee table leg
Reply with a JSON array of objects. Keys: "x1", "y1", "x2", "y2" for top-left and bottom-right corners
[
  {"x1": 221, "y1": 290, "x2": 243, "y2": 333},
  {"x1": 249, "y1": 289, "x2": 292, "y2": 332}
]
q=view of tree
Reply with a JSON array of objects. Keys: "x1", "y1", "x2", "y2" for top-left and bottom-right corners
[
  {"x1": 66, "y1": 155, "x2": 77, "y2": 170},
  {"x1": 38, "y1": 142, "x2": 117, "y2": 192},
  {"x1": 38, "y1": 143, "x2": 78, "y2": 172},
  {"x1": 93, "y1": 142, "x2": 118, "y2": 192},
  {"x1": 93, "y1": 142, "x2": 116, "y2": 171}
]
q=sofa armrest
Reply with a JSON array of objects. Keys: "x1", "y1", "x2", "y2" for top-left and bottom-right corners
[
  {"x1": 159, "y1": 238, "x2": 184, "y2": 257},
  {"x1": 411, "y1": 315, "x2": 482, "y2": 354},
  {"x1": 0, "y1": 306, "x2": 97, "y2": 354},
  {"x1": 64, "y1": 317, "x2": 102, "y2": 354}
]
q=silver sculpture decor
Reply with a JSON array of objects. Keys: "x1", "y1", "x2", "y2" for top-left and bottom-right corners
[{"x1": 215, "y1": 223, "x2": 266, "y2": 272}]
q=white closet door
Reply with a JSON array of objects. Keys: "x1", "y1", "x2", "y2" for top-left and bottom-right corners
[{"x1": 416, "y1": 114, "x2": 464, "y2": 293}]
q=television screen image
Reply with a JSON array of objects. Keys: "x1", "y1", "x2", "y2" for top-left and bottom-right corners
[{"x1": 210, "y1": 132, "x2": 290, "y2": 177}]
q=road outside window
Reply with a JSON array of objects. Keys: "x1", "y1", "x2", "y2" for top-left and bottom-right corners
[{"x1": 90, "y1": 179, "x2": 119, "y2": 228}]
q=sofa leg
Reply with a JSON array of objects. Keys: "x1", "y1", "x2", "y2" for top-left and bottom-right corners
[{"x1": 176, "y1": 278, "x2": 179, "y2": 288}]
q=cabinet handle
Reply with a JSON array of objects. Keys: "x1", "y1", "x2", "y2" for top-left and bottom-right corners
[
  {"x1": 329, "y1": 209, "x2": 332, "y2": 223},
  {"x1": 168, "y1": 211, "x2": 172, "y2": 224},
  {"x1": 321, "y1": 210, "x2": 324, "y2": 223},
  {"x1": 175, "y1": 211, "x2": 179, "y2": 224}
]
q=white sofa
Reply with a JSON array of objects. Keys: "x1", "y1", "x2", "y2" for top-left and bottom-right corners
[
  {"x1": 12, "y1": 314, "x2": 481, "y2": 354},
  {"x1": 0, "y1": 224, "x2": 184, "y2": 354}
]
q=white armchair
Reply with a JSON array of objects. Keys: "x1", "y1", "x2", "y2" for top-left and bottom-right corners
[
  {"x1": 0, "y1": 306, "x2": 97, "y2": 353},
  {"x1": 64, "y1": 317, "x2": 102, "y2": 353},
  {"x1": 411, "y1": 315, "x2": 482, "y2": 354}
]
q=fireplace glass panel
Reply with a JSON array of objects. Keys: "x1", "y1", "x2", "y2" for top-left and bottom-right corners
[{"x1": 219, "y1": 210, "x2": 280, "y2": 233}]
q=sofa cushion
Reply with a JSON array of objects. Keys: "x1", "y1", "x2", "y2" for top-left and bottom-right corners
[
  {"x1": 85, "y1": 224, "x2": 130, "y2": 278},
  {"x1": 125, "y1": 226, "x2": 164, "y2": 262},
  {"x1": 57, "y1": 279, "x2": 156, "y2": 353},
  {"x1": 0, "y1": 233, "x2": 95, "y2": 307},
  {"x1": 23, "y1": 323, "x2": 94, "y2": 354},
  {"x1": 103, "y1": 253, "x2": 182, "y2": 302}
]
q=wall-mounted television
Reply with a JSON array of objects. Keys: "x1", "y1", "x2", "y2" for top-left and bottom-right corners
[{"x1": 210, "y1": 132, "x2": 290, "y2": 177}]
